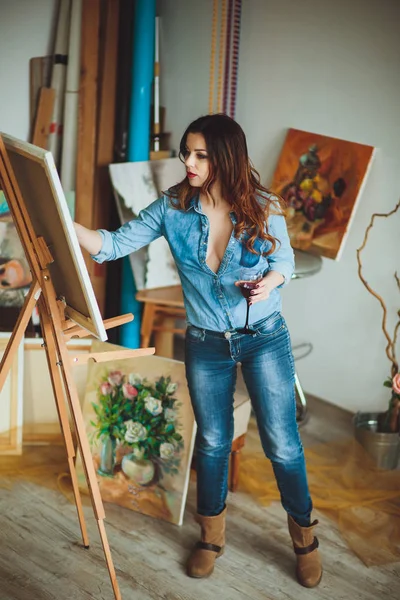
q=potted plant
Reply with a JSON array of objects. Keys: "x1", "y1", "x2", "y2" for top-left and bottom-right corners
[{"x1": 354, "y1": 200, "x2": 400, "y2": 469}]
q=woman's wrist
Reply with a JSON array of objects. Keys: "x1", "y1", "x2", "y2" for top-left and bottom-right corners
[
  {"x1": 263, "y1": 270, "x2": 284, "y2": 292},
  {"x1": 73, "y1": 222, "x2": 103, "y2": 256}
]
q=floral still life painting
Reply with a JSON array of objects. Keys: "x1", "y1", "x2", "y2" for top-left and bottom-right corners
[
  {"x1": 270, "y1": 128, "x2": 375, "y2": 260},
  {"x1": 75, "y1": 340, "x2": 196, "y2": 525}
]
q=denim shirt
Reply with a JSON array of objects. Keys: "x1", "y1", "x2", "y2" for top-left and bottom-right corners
[{"x1": 93, "y1": 194, "x2": 295, "y2": 331}]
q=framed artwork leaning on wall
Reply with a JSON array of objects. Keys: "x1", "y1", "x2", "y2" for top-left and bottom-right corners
[
  {"x1": 270, "y1": 128, "x2": 375, "y2": 260},
  {"x1": 76, "y1": 340, "x2": 196, "y2": 526}
]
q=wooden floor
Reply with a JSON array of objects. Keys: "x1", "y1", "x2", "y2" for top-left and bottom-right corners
[{"x1": 1, "y1": 376, "x2": 399, "y2": 600}]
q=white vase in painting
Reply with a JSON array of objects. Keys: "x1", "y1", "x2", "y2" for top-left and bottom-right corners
[{"x1": 121, "y1": 453, "x2": 157, "y2": 486}]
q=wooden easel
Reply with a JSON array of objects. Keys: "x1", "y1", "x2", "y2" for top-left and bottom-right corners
[{"x1": 0, "y1": 135, "x2": 155, "y2": 600}]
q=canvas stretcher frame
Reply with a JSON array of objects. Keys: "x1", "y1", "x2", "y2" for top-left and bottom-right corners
[{"x1": 1, "y1": 133, "x2": 107, "y2": 340}]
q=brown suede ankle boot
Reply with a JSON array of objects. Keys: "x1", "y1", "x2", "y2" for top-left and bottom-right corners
[
  {"x1": 186, "y1": 507, "x2": 226, "y2": 578},
  {"x1": 288, "y1": 515, "x2": 322, "y2": 588}
]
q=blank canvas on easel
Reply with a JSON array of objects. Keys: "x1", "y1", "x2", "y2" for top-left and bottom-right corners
[{"x1": 0, "y1": 133, "x2": 107, "y2": 341}]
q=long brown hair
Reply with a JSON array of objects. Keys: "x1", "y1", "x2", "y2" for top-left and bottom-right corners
[{"x1": 166, "y1": 113, "x2": 285, "y2": 256}]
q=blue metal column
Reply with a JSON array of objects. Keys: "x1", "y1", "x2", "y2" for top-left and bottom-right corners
[{"x1": 120, "y1": 0, "x2": 156, "y2": 347}]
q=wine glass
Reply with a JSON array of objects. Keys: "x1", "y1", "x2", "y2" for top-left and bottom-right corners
[{"x1": 236, "y1": 269, "x2": 264, "y2": 334}]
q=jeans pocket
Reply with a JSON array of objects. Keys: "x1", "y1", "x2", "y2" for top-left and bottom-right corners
[
  {"x1": 254, "y1": 313, "x2": 285, "y2": 338},
  {"x1": 186, "y1": 326, "x2": 205, "y2": 342}
]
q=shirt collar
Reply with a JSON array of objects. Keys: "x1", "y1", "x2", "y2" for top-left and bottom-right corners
[
  {"x1": 187, "y1": 194, "x2": 200, "y2": 211},
  {"x1": 188, "y1": 194, "x2": 237, "y2": 224}
]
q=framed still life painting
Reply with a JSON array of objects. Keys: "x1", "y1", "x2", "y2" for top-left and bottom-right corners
[
  {"x1": 75, "y1": 340, "x2": 196, "y2": 526},
  {"x1": 270, "y1": 129, "x2": 375, "y2": 259}
]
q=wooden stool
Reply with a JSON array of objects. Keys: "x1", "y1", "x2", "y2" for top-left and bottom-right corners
[
  {"x1": 229, "y1": 382, "x2": 252, "y2": 492},
  {"x1": 136, "y1": 285, "x2": 185, "y2": 358},
  {"x1": 190, "y1": 387, "x2": 251, "y2": 493}
]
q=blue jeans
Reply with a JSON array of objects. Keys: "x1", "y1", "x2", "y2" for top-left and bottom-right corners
[{"x1": 185, "y1": 311, "x2": 313, "y2": 527}]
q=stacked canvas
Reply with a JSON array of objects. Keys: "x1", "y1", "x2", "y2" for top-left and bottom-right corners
[{"x1": 109, "y1": 157, "x2": 185, "y2": 290}]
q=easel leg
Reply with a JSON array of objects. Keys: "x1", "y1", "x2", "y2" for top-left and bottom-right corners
[
  {"x1": 0, "y1": 280, "x2": 40, "y2": 392},
  {"x1": 60, "y1": 374, "x2": 122, "y2": 599},
  {"x1": 0, "y1": 134, "x2": 122, "y2": 598},
  {"x1": 39, "y1": 298, "x2": 90, "y2": 548},
  {"x1": 98, "y1": 520, "x2": 121, "y2": 599},
  {"x1": 42, "y1": 288, "x2": 122, "y2": 600}
]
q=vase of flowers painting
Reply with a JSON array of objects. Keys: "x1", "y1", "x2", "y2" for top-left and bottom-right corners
[
  {"x1": 91, "y1": 369, "x2": 184, "y2": 484},
  {"x1": 76, "y1": 341, "x2": 196, "y2": 525}
]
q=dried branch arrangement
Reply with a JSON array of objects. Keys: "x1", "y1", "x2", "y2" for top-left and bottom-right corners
[{"x1": 356, "y1": 200, "x2": 400, "y2": 433}]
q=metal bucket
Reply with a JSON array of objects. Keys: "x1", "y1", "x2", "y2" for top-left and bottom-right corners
[{"x1": 353, "y1": 411, "x2": 400, "y2": 470}]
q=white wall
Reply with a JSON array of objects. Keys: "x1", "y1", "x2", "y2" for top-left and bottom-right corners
[
  {"x1": 158, "y1": 0, "x2": 400, "y2": 413},
  {"x1": 0, "y1": 0, "x2": 58, "y2": 140}
]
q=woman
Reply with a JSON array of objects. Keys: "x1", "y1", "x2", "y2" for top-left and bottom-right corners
[{"x1": 74, "y1": 114, "x2": 322, "y2": 588}]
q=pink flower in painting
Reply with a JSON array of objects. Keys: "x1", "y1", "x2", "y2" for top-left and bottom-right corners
[
  {"x1": 122, "y1": 383, "x2": 138, "y2": 400},
  {"x1": 100, "y1": 382, "x2": 112, "y2": 396},
  {"x1": 108, "y1": 371, "x2": 123, "y2": 386},
  {"x1": 393, "y1": 373, "x2": 400, "y2": 395}
]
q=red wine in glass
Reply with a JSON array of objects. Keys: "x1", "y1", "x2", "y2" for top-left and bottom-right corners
[
  {"x1": 236, "y1": 271, "x2": 263, "y2": 333},
  {"x1": 238, "y1": 280, "x2": 258, "y2": 299}
]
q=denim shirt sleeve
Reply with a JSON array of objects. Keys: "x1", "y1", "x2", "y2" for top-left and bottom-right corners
[
  {"x1": 91, "y1": 196, "x2": 166, "y2": 263},
  {"x1": 267, "y1": 213, "x2": 295, "y2": 287}
]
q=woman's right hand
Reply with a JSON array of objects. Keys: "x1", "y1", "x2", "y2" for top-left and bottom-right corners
[{"x1": 73, "y1": 222, "x2": 103, "y2": 256}]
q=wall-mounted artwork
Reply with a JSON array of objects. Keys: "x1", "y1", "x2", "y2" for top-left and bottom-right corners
[
  {"x1": 76, "y1": 340, "x2": 196, "y2": 526},
  {"x1": 270, "y1": 129, "x2": 375, "y2": 260},
  {"x1": 109, "y1": 158, "x2": 185, "y2": 290}
]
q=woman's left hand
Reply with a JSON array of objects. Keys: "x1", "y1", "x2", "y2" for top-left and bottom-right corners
[
  {"x1": 247, "y1": 276, "x2": 272, "y2": 305},
  {"x1": 235, "y1": 270, "x2": 284, "y2": 304}
]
